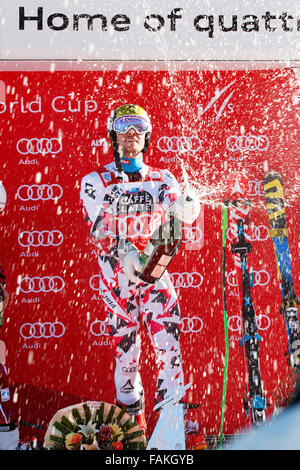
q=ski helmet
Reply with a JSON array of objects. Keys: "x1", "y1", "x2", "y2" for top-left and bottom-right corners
[{"x1": 107, "y1": 104, "x2": 152, "y2": 155}]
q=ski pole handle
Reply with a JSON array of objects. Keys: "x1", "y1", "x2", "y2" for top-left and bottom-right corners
[{"x1": 221, "y1": 203, "x2": 228, "y2": 247}]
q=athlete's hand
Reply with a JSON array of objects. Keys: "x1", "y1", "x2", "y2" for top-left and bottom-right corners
[
  {"x1": 118, "y1": 240, "x2": 143, "y2": 284},
  {"x1": 170, "y1": 188, "x2": 200, "y2": 224}
]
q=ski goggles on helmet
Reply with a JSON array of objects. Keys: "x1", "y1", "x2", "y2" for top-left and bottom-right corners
[{"x1": 113, "y1": 115, "x2": 150, "y2": 135}]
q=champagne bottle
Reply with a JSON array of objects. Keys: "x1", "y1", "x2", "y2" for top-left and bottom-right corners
[{"x1": 137, "y1": 215, "x2": 183, "y2": 284}]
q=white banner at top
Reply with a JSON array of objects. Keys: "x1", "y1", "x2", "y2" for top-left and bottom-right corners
[{"x1": 0, "y1": 0, "x2": 299, "y2": 62}]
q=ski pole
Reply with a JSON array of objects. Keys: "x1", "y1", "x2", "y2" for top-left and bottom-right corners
[{"x1": 219, "y1": 202, "x2": 229, "y2": 449}]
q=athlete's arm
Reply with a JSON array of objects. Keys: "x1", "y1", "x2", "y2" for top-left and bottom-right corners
[
  {"x1": 80, "y1": 172, "x2": 119, "y2": 253},
  {"x1": 158, "y1": 169, "x2": 181, "y2": 214}
]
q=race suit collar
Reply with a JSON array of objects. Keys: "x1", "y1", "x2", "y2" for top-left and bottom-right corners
[
  {"x1": 111, "y1": 159, "x2": 149, "y2": 180},
  {"x1": 120, "y1": 153, "x2": 143, "y2": 173}
]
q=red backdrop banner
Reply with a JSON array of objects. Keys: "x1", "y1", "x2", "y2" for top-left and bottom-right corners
[{"x1": 0, "y1": 66, "x2": 299, "y2": 442}]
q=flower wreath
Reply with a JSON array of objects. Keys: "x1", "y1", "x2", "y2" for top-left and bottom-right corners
[{"x1": 43, "y1": 401, "x2": 146, "y2": 450}]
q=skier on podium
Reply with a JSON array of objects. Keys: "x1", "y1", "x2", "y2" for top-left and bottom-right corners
[{"x1": 80, "y1": 104, "x2": 200, "y2": 437}]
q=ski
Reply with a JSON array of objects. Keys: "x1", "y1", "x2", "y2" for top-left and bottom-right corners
[
  {"x1": 219, "y1": 202, "x2": 229, "y2": 449},
  {"x1": 147, "y1": 383, "x2": 192, "y2": 450},
  {"x1": 226, "y1": 172, "x2": 266, "y2": 427},
  {"x1": 231, "y1": 217, "x2": 266, "y2": 426},
  {"x1": 152, "y1": 382, "x2": 192, "y2": 411},
  {"x1": 263, "y1": 171, "x2": 300, "y2": 371}
]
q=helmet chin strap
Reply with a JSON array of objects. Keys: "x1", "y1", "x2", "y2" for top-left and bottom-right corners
[{"x1": 113, "y1": 146, "x2": 123, "y2": 173}]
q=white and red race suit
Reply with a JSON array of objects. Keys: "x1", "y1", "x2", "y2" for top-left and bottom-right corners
[{"x1": 80, "y1": 159, "x2": 185, "y2": 414}]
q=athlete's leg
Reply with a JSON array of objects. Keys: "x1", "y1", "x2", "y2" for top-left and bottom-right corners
[
  {"x1": 140, "y1": 273, "x2": 185, "y2": 405},
  {"x1": 98, "y1": 255, "x2": 145, "y2": 415}
]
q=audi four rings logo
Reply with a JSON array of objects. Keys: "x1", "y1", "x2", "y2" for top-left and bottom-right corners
[
  {"x1": 89, "y1": 318, "x2": 203, "y2": 335},
  {"x1": 122, "y1": 366, "x2": 138, "y2": 374},
  {"x1": 182, "y1": 226, "x2": 203, "y2": 244},
  {"x1": 116, "y1": 213, "x2": 161, "y2": 238},
  {"x1": 16, "y1": 138, "x2": 62, "y2": 155},
  {"x1": 227, "y1": 270, "x2": 270, "y2": 287},
  {"x1": 18, "y1": 276, "x2": 65, "y2": 293},
  {"x1": 180, "y1": 317, "x2": 203, "y2": 333},
  {"x1": 120, "y1": 219, "x2": 203, "y2": 242},
  {"x1": 227, "y1": 225, "x2": 269, "y2": 242},
  {"x1": 20, "y1": 322, "x2": 65, "y2": 339},
  {"x1": 170, "y1": 272, "x2": 203, "y2": 288},
  {"x1": 226, "y1": 135, "x2": 269, "y2": 152},
  {"x1": 157, "y1": 136, "x2": 202, "y2": 153},
  {"x1": 114, "y1": 216, "x2": 202, "y2": 242},
  {"x1": 228, "y1": 315, "x2": 271, "y2": 332},
  {"x1": 17, "y1": 184, "x2": 63, "y2": 201},
  {"x1": 90, "y1": 320, "x2": 110, "y2": 336},
  {"x1": 18, "y1": 230, "x2": 64, "y2": 247}
]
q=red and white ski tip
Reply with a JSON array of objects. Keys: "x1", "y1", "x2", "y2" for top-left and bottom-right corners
[
  {"x1": 226, "y1": 171, "x2": 249, "y2": 199},
  {"x1": 153, "y1": 383, "x2": 192, "y2": 411}
]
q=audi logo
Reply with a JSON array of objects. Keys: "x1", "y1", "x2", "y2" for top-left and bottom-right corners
[
  {"x1": 16, "y1": 138, "x2": 62, "y2": 155},
  {"x1": 89, "y1": 275, "x2": 102, "y2": 292},
  {"x1": 157, "y1": 136, "x2": 202, "y2": 153},
  {"x1": 227, "y1": 225, "x2": 269, "y2": 242},
  {"x1": 18, "y1": 276, "x2": 65, "y2": 293},
  {"x1": 227, "y1": 270, "x2": 270, "y2": 287},
  {"x1": 90, "y1": 319, "x2": 110, "y2": 336},
  {"x1": 20, "y1": 322, "x2": 65, "y2": 339},
  {"x1": 182, "y1": 226, "x2": 203, "y2": 244},
  {"x1": 116, "y1": 213, "x2": 161, "y2": 239},
  {"x1": 18, "y1": 230, "x2": 64, "y2": 247},
  {"x1": 170, "y1": 272, "x2": 203, "y2": 288},
  {"x1": 114, "y1": 216, "x2": 202, "y2": 242},
  {"x1": 122, "y1": 366, "x2": 138, "y2": 374},
  {"x1": 17, "y1": 184, "x2": 63, "y2": 201},
  {"x1": 180, "y1": 316, "x2": 203, "y2": 333},
  {"x1": 248, "y1": 180, "x2": 264, "y2": 197},
  {"x1": 90, "y1": 317, "x2": 203, "y2": 335},
  {"x1": 226, "y1": 135, "x2": 269, "y2": 152},
  {"x1": 228, "y1": 315, "x2": 271, "y2": 332}
]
